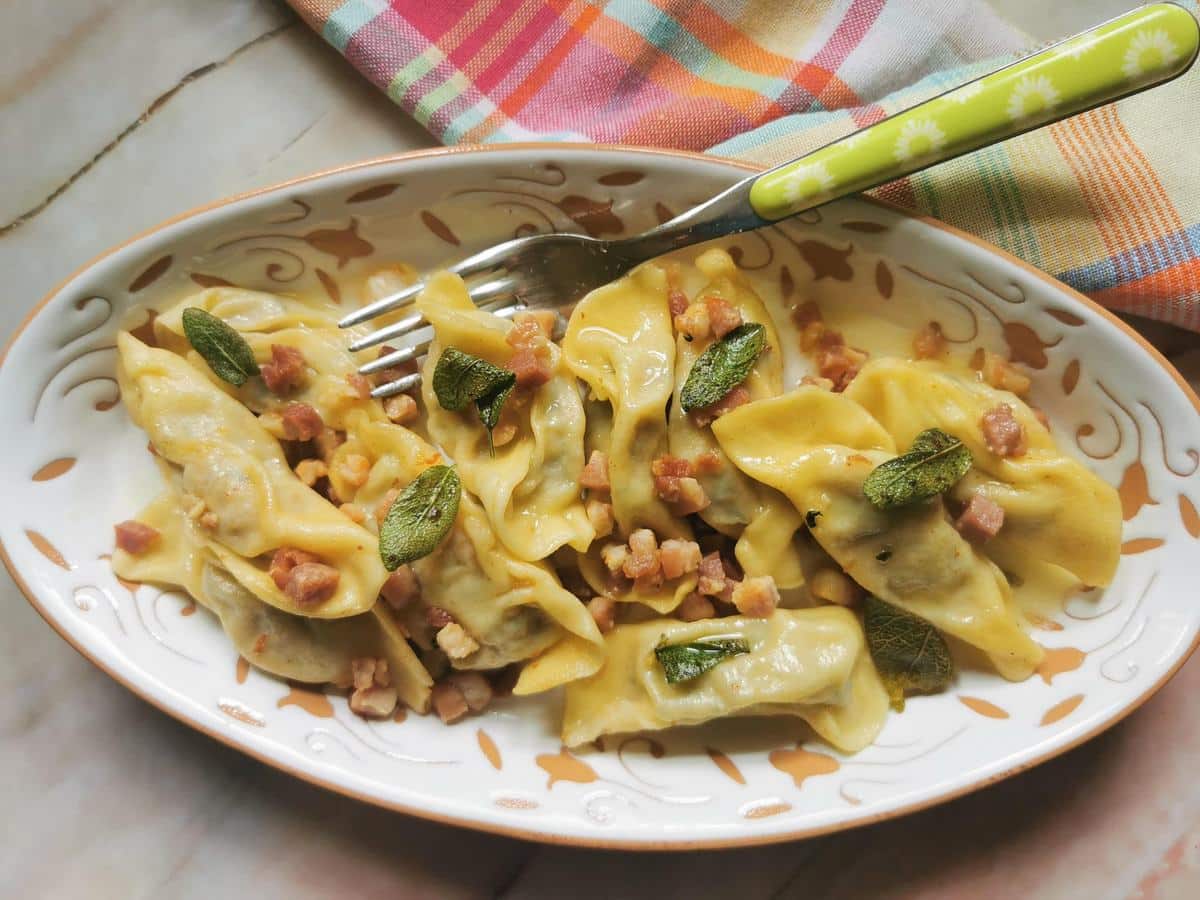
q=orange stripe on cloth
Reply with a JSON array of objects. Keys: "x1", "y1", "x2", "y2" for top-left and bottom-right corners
[
  {"x1": 438, "y1": 0, "x2": 503, "y2": 54},
  {"x1": 1089, "y1": 257, "x2": 1200, "y2": 328},
  {"x1": 502, "y1": 0, "x2": 599, "y2": 117},
  {"x1": 461, "y1": 0, "x2": 542, "y2": 81},
  {"x1": 579, "y1": 14, "x2": 784, "y2": 126}
]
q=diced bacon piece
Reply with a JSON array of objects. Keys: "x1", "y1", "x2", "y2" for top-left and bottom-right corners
[
  {"x1": 586, "y1": 499, "x2": 614, "y2": 538},
  {"x1": 816, "y1": 344, "x2": 868, "y2": 392},
  {"x1": 269, "y1": 547, "x2": 321, "y2": 590},
  {"x1": 800, "y1": 374, "x2": 835, "y2": 391},
  {"x1": 580, "y1": 450, "x2": 611, "y2": 491},
  {"x1": 981, "y1": 403, "x2": 1028, "y2": 457},
  {"x1": 676, "y1": 591, "x2": 716, "y2": 622},
  {"x1": 436, "y1": 623, "x2": 479, "y2": 661},
  {"x1": 955, "y1": 493, "x2": 1006, "y2": 543},
  {"x1": 351, "y1": 657, "x2": 391, "y2": 690},
  {"x1": 674, "y1": 302, "x2": 711, "y2": 341},
  {"x1": 506, "y1": 318, "x2": 546, "y2": 351},
  {"x1": 345, "y1": 373, "x2": 372, "y2": 400},
  {"x1": 339, "y1": 503, "x2": 365, "y2": 524},
  {"x1": 622, "y1": 529, "x2": 661, "y2": 580},
  {"x1": 798, "y1": 321, "x2": 826, "y2": 352},
  {"x1": 693, "y1": 451, "x2": 723, "y2": 474},
  {"x1": 651, "y1": 455, "x2": 694, "y2": 479},
  {"x1": 315, "y1": 428, "x2": 345, "y2": 461},
  {"x1": 350, "y1": 685, "x2": 398, "y2": 719},
  {"x1": 668, "y1": 288, "x2": 690, "y2": 317},
  {"x1": 506, "y1": 346, "x2": 553, "y2": 389},
  {"x1": 1031, "y1": 406, "x2": 1051, "y2": 430},
  {"x1": 260, "y1": 344, "x2": 307, "y2": 395},
  {"x1": 791, "y1": 301, "x2": 823, "y2": 328},
  {"x1": 380, "y1": 566, "x2": 420, "y2": 610},
  {"x1": 284, "y1": 562, "x2": 340, "y2": 607},
  {"x1": 697, "y1": 552, "x2": 727, "y2": 597},
  {"x1": 913, "y1": 322, "x2": 947, "y2": 360},
  {"x1": 972, "y1": 349, "x2": 1032, "y2": 396},
  {"x1": 601, "y1": 543, "x2": 630, "y2": 575},
  {"x1": 705, "y1": 295, "x2": 744, "y2": 338},
  {"x1": 809, "y1": 568, "x2": 862, "y2": 607},
  {"x1": 448, "y1": 671, "x2": 493, "y2": 712},
  {"x1": 383, "y1": 393, "x2": 418, "y2": 425},
  {"x1": 659, "y1": 539, "x2": 702, "y2": 580},
  {"x1": 431, "y1": 681, "x2": 470, "y2": 724},
  {"x1": 335, "y1": 453, "x2": 371, "y2": 489},
  {"x1": 294, "y1": 458, "x2": 327, "y2": 487},
  {"x1": 674, "y1": 477, "x2": 710, "y2": 515},
  {"x1": 513, "y1": 310, "x2": 557, "y2": 339},
  {"x1": 281, "y1": 402, "x2": 325, "y2": 441},
  {"x1": 587, "y1": 595, "x2": 617, "y2": 633},
  {"x1": 731, "y1": 576, "x2": 779, "y2": 618},
  {"x1": 114, "y1": 520, "x2": 160, "y2": 555},
  {"x1": 690, "y1": 385, "x2": 751, "y2": 427},
  {"x1": 426, "y1": 606, "x2": 454, "y2": 629},
  {"x1": 374, "y1": 488, "x2": 399, "y2": 526}
]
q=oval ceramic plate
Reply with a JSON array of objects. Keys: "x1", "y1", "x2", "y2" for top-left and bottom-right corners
[{"x1": 3, "y1": 146, "x2": 1199, "y2": 850}]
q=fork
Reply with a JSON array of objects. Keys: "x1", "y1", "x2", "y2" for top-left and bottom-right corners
[{"x1": 343, "y1": 3, "x2": 1198, "y2": 398}]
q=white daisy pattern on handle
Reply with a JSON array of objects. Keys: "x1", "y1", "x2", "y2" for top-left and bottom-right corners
[
  {"x1": 1006, "y1": 74, "x2": 1061, "y2": 123},
  {"x1": 778, "y1": 160, "x2": 836, "y2": 206},
  {"x1": 1062, "y1": 33, "x2": 1097, "y2": 61},
  {"x1": 893, "y1": 118, "x2": 947, "y2": 163},
  {"x1": 1123, "y1": 28, "x2": 1180, "y2": 78}
]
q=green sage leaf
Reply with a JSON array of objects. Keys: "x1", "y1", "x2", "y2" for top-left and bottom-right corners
[
  {"x1": 655, "y1": 634, "x2": 749, "y2": 684},
  {"x1": 181, "y1": 307, "x2": 260, "y2": 387},
  {"x1": 378, "y1": 465, "x2": 461, "y2": 570},
  {"x1": 862, "y1": 596, "x2": 954, "y2": 711},
  {"x1": 862, "y1": 427, "x2": 972, "y2": 509},
  {"x1": 432, "y1": 348, "x2": 517, "y2": 454},
  {"x1": 679, "y1": 323, "x2": 766, "y2": 412}
]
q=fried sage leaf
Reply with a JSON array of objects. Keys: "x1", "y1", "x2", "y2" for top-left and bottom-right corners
[
  {"x1": 655, "y1": 635, "x2": 750, "y2": 684},
  {"x1": 863, "y1": 595, "x2": 954, "y2": 711},
  {"x1": 679, "y1": 322, "x2": 766, "y2": 412},
  {"x1": 181, "y1": 307, "x2": 260, "y2": 386},
  {"x1": 432, "y1": 348, "x2": 517, "y2": 454},
  {"x1": 862, "y1": 427, "x2": 971, "y2": 509},
  {"x1": 379, "y1": 465, "x2": 461, "y2": 570}
]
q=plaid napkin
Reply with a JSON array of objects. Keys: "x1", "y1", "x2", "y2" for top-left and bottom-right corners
[{"x1": 289, "y1": 0, "x2": 1200, "y2": 332}]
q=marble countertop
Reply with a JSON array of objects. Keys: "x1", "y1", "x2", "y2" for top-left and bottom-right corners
[{"x1": 4, "y1": 2, "x2": 1200, "y2": 897}]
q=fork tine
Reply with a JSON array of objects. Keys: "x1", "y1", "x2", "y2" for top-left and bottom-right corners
[
  {"x1": 370, "y1": 371, "x2": 423, "y2": 399},
  {"x1": 467, "y1": 274, "x2": 520, "y2": 306},
  {"x1": 347, "y1": 311, "x2": 425, "y2": 353},
  {"x1": 337, "y1": 282, "x2": 423, "y2": 328},
  {"x1": 358, "y1": 342, "x2": 424, "y2": 375}
]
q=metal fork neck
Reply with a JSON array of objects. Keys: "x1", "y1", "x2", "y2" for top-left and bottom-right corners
[{"x1": 612, "y1": 175, "x2": 771, "y2": 262}]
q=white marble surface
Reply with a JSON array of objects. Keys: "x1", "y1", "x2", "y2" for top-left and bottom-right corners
[{"x1": 4, "y1": 2, "x2": 1200, "y2": 898}]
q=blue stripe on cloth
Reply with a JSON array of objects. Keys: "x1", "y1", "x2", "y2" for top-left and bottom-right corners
[
  {"x1": 1060, "y1": 223, "x2": 1200, "y2": 293},
  {"x1": 322, "y1": 0, "x2": 386, "y2": 52}
]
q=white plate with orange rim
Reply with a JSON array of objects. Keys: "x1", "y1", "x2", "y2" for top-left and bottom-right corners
[{"x1": 2, "y1": 145, "x2": 1198, "y2": 850}]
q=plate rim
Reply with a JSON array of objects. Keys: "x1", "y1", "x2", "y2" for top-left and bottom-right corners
[{"x1": 3, "y1": 142, "x2": 1198, "y2": 851}]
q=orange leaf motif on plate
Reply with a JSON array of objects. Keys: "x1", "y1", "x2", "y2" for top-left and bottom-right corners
[
  {"x1": 1118, "y1": 461, "x2": 1157, "y2": 520},
  {"x1": 798, "y1": 240, "x2": 853, "y2": 281},
  {"x1": 556, "y1": 196, "x2": 623, "y2": 237},
  {"x1": 315, "y1": 268, "x2": 341, "y2": 305},
  {"x1": 742, "y1": 801, "x2": 792, "y2": 819},
  {"x1": 32, "y1": 458, "x2": 76, "y2": 481},
  {"x1": 277, "y1": 684, "x2": 334, "y2": 718},
  {"x1": 420, "y1": 210, "x2": 459, "y2": 245},
  {"x1": 875, "y1": 260, "x2": 894, "y2": 299},
  {"x1": 768, "y1": 745, "x2": 839, "y2": 788},
  {"x1": 1003, "y1": 322, "x2": 1057, "y2": 369},
  {"x1": 26, "y1": 530, "x2": 69, "y2": 570},
  {"x1": 536, "y1": 747, "x2": 598, "y2": 788},
  {"x1": 1040, "y1": 694, "x2": 1085, "y2": 726},
  {"x1": 1121, "y1": 538, "x2": 1165, "y2": 555},
  {"x1": 129, "y1": 254, "x2": 173, "y2": 292},
  {"x1": 477, "y1": 729, "x2": 502, "y2": 770},
  {"x1": 1180, "y1": 495, "x2": 1200, "y2": 538},
  {"x1": 597, "y1": 171, "x2": 644, "y2": 186},
  {"x1": 1062, "y1": 359, "x2": 1080, "y2": 395},
  {"x1": 1036, "y1": 647, "x2": 1087, "y2": 684},
  {"x1": 706, "y1": 747, "x2": 746, "y2": 785},
  {"x1": 347, "y1": 183, "x2": 400, "y2": 203},
  {"x1": 958, "y1": 696, "x2": 1010, "y2": 718},
  {"x1": 302, "y1": 220, "x2": 374, "y2": 268}
]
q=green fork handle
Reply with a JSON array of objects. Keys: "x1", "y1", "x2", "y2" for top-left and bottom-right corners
[{"x1": 748, "y1": 3, "x2": 1198, "y2": 220}]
